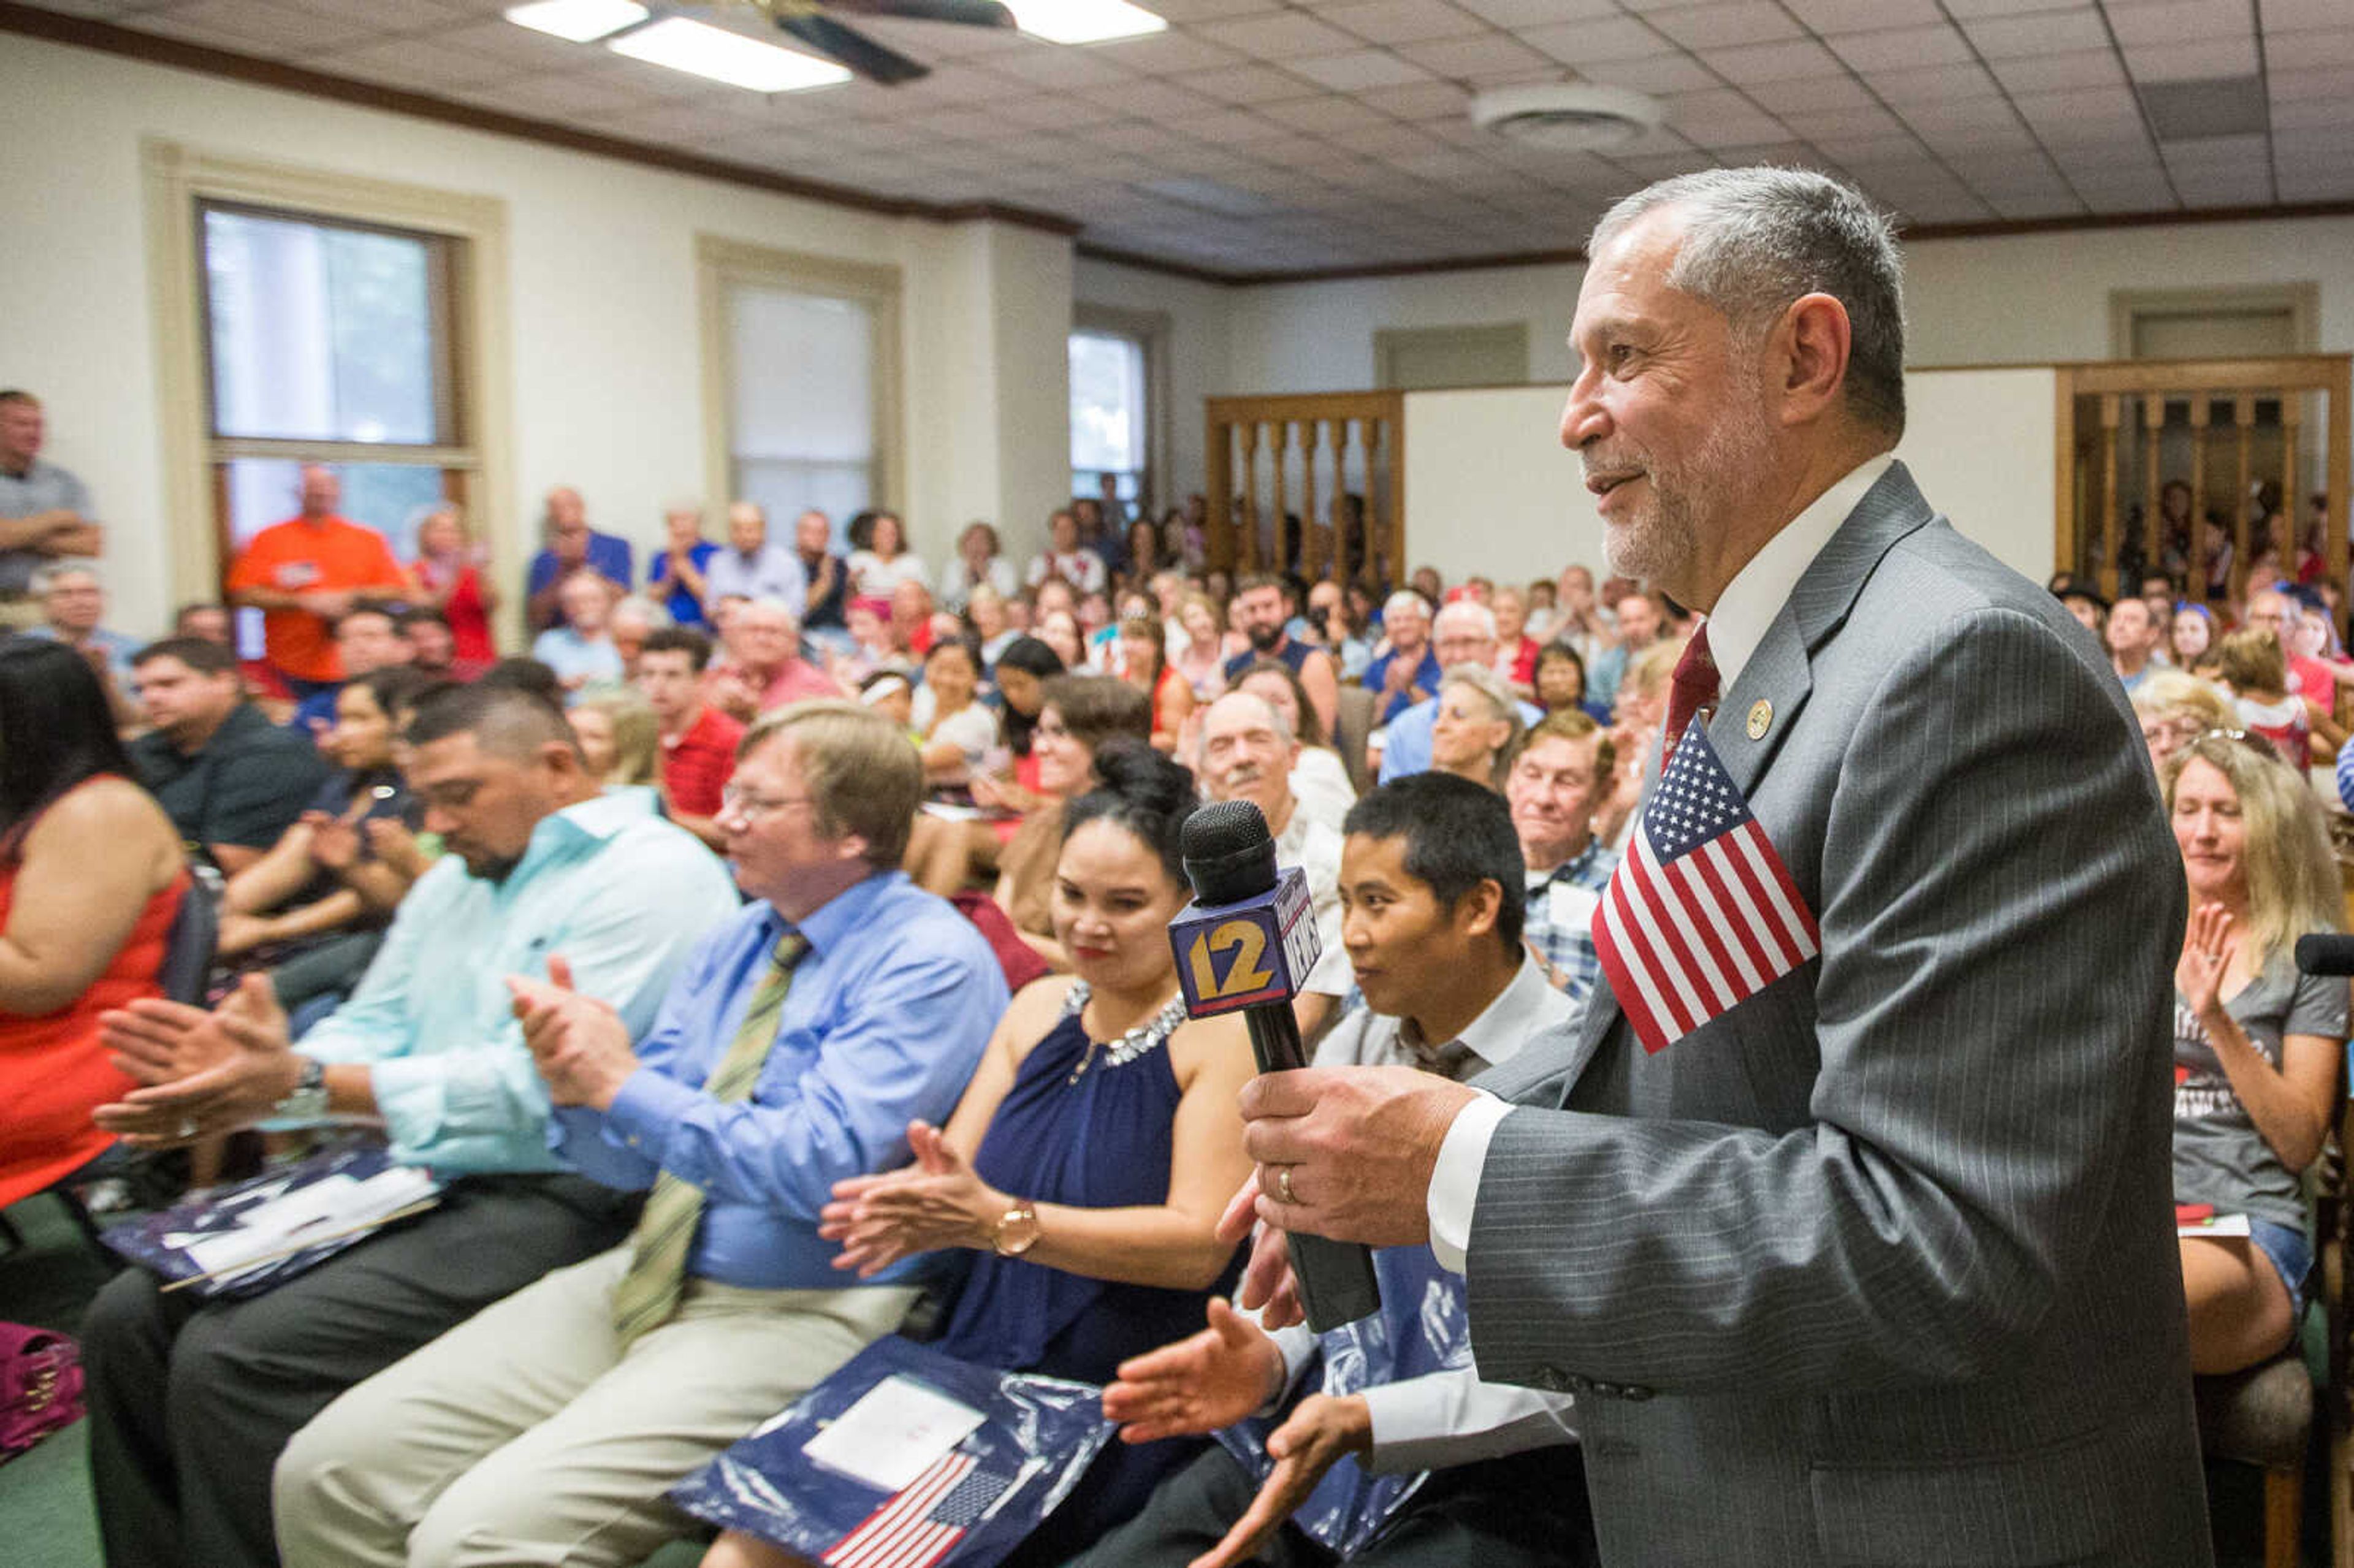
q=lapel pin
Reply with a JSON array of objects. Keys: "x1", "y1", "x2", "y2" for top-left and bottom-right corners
[{"x1": 1746, "y1": 700, "x2": 1773, "y2": 740}]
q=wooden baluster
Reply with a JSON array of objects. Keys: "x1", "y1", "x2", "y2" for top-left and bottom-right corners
[
  {"x1": 2282, "y1": 389, "x2": 2302, "y2": 571},
  {"x1": 2141, "y1": 405, "x2": 2161, "y2": 581},
  {"x1": 1333, "y1": 419, "x2": 1355, "y2": 588},
  {"x1": 1270, "y1": 421, "x2": 1292, "y2": 575},
  {"x1": 1207, "y1": 415, "x2": 1233, "y2": 575},
  {"x1": 1238, "y1": 421, "x2": 1261, "y2": 573},
  {"x1": 2142, "y1": 396, "x2": 2163, "y2": 582},
  {"x1": 1384, "y1": 410, "x2": 1406, "y2": 588},
  {"x1": 2185, "y1": 395, "x2": 2209, "y2": 587},
  {"x1": 2233, "y1": 395, "x2": 2254, "y2": 599},
  {"x1": 2100, "y1": 394, "x2": 2121, "y2": 590},
  {"x1": 1363, "y1": 419, "x2": 1384, "y2": 589},
  {"x1": 1301, "y1": 418, "x2": 1323, "y2": 582}
]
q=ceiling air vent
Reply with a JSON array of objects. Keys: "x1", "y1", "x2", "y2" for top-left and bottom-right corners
[{"x1": 1469, "y1": 84, "x2": 1663, "y2": 151}]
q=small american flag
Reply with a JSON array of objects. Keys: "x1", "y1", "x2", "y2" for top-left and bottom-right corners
[
  {"x1": 823, "y1": 1450, "x2": 1009, "y2": 1568},
  {"x1": 1592, "y1": 724, "x2": 1818, "y2": 1054}
]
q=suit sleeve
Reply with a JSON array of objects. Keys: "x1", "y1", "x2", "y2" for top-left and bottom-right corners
[{"x1": 1465, "y1": 606, "x2": 2180, "y2": 1395}]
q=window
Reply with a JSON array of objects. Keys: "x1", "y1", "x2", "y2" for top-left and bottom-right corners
[
  {"x1": 1070, "y1": 328, "x2": 1149, "y2": 511},
  {"x1": 197, "y1": 202, "x2": 477, "y2": 647},
  {"x1": 698, "y1": 237, "x2": 901, "y2": 555}
]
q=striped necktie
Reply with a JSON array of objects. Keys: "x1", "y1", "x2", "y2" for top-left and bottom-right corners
[{"x1": 609, "y1": 930, "x2": 811, "y2": 1347}]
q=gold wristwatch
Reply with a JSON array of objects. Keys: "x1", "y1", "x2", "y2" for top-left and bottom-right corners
[{"x1": 988, "y1": 1203, "x2": 1041, "y2": 1258}]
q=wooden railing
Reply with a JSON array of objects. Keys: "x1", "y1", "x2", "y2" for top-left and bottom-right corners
[
  {"x1": 1205, "y1": 392, "x2": 1403, "y2": 586},
  {"x1": 2055, "y1": 354, "x2": 2352, "y2": 601}
]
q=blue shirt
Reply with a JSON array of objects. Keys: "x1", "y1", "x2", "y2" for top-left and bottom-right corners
[
  {"x1": 704, "y1": 544, "x2": 808, "y2": 620},
  {"x1": 1376, "y1": 692, "x2": 1544, "y2": 784},
  {"x1": 298, "y1": 791, "x2": 738, "y2": 1174},
  {"x1": 528, "y1": 532, "x2": 635, "y2": 617},
  {"x1": 23, "y1": 623, "x2": 137, "y2": 690},
  {"x1": 1523, "y1": 839, "x2": 1618, "y2": 1005},
  {"x1": 554, "y1": 871, "x2": 1008, "y2": 1291},
  {"x1": 531, "y1": 626, "x2": 626, "y2": 695},
  {"x1": 649, "y1": 539, "x2": 720, "y2": 628},
  {"x1": 1362, "y1": 646, "x2": 1442, "y2": 725}
]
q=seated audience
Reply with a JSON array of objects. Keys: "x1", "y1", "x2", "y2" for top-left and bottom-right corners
[
  {"x1": 859, "y1": 669, "x2": 916, "y2": 733},
  {"x1": 1122, "y1": 614, "x2": 1193, "y2": 753},
  {"x1": 2107, "y1": 596, "x2": 2162, "y2": 692},
  {"x1": 227, "y1": 465, "x2": 412, "y2": 693},
  {"x1": 1037, "y1": 605, "x2": 1088, "y2": 673},
  {"x1": 476, "y1": 655, "x2": 568, "y2": 707},
  {"x1": 639, "y1": 626, "x2": 742, "y2": 850},
  {"x1": 693, "y1": 743, "x2": 1249, "y2": 1568},
  {"x1": 610, "y1": 594, "x2": 668, "y2": 682},
  {"x1": 706, "y1": 501, "x2": 807, "y2": 618},
  {"x1": 2165, "y1": 731, "x2": 2348, "y2": 1374},
  {"x1": 706, "y1": 598, "x2": 840, "y2": 722},
  {"x1": 791, "y1": 509, "x2": 848, "y2": 640},
  {"x1": 888, "y1": 578, "x2": 938, "y2": 662},
  {"x1": 915, "y1": 636, "x2": 999, "y2": 789},
  {"x1": 215, "y1": 668, "x2": 429, "y2": 1006},
  {"x1": 1426, "y1": 666, "x2": 1525, "y2": 791},
  {"x1": 532, "y1": 569, "x2": 627, "y2": 697},
  {"x1": 1222, "y1": 575, "x2": 1339, "y2": 738},
  {"x1": 1596, "y1": 637, "x2": 1683, "y2": 850},
  {"x1": 407, "y1": 504, "x2": 498, "y2": 666},
  {"x1": 647, "y1": 502, "x2": 718, "y2": 629},
  {"x1": 1235, "y1": 660, "x2": 1355, "y2": 835},
  {"x1": 1377, "y1": 603, "x2": 1541, "y2": 784},
  {"x1": 273, "y1": 699, "x2": 1007, "y2": 1568},
  {"x1": 569, "y1": 689, "x2": 662, "y2": 793},
  {"x1": 1489, "y1": 584, "x2": 1540, "y2": 695},
  {"x1": 1173, "y1": 591, "x2": 1229, "y2": 701},
  {"x1": 2133, "y1": 669, "x2": 2235, "y2": 772},
  {"x1": 0, "y1": 641, "x2": 188, "y2": 1210},
  {"x1": 291, "y1": 604, "x2": 414, "y2": 736},
  {"x1": 1028, "y1": 507, "x2": 1108, "y2": 595},
  {"x1": 2172, "y1": 601, "x2": 2218, "y2": 672},
  {"x1": 995, "y1": 677, "x2": 1153, "y2": 968},
  {"x1": 128, "y1": 636, "x2": 333, "y2": 873},
  {"x1": 1084, "y1": 773, "x2": 1590, "y2": 1568},
  {"x1": 846, "y1": 509, "x2": 929, "y2": 599},
  {"x1": 937, "y1": 520, "x2": 1018, "y2": 612},
  {"x1": 1197, "y1": 691, "x2": 1350, "y2": 1037},
  {"x1": 402, "y1": 607, "x2": 462, "y2": 679},
  {"x1": 1507, "y1": 710, "x2": 1618, "y2": 1003},
  {"x1": 174, "y1": 601, "x2": 234, "y2": 645},
  {"x1": 1532, "y1": 640, "x2": 1609, "y2": 723},
  {"x1": 83, "y1": 683, "x2": 739, "y2": 1568},
  {"x1": 967, "y1": 582, "x2": 1018, "y2": 667},
  {"x1": 26, "y1": 561, "x2": 140, "y2": 723},
  {"x1": 0, "y1": 387, "x2": 104, "y2": 629},
  {"x1": 1585, "y1": 586, "x2": 1666, "y2": 705},
  {"x1": 525, "y1": 486, "x2": 631, "y2": 632},
  {"x1": 2212, "y1": 629, "x2": 2313, "y2": 766}
]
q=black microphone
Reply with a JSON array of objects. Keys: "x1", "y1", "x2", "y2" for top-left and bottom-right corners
[
  {"x1": 1170, "y1": 800, "x2": 1381, "y2": 1331},
  {"x1": 2295, "y1": 934, "x2": 2354, "y2": 976}
]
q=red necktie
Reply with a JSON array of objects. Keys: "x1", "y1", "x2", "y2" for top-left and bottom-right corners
[{"x1": 1662, "y1": 624, "x2": 1719, "y2": 764}]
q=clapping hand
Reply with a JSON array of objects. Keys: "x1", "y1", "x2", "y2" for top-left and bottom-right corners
[
  {"x1": 819, "y1": 1121, "x2": 1002, "y2": 1277},
  {"x1": 94, "y1": 975, "x2": 300, "y2": 1147},
  {"x1": 304, "y1": 809, "x2": 362, "y2": 871},
  {"x1": 1102, "y1": 1298, "x2": 1284, "y2": 1444},
  {"x1": 1188, "y1": 1393, "x2": 1372, "y2": 1568},
  {"x1": 1219, "y1": 1182, "x2": 1305, "y2": 1330},
  {"x1": 507, "y1": 955, "x2": 639, "y2": 1110},
  {"x1": 2177, "y1": 902, "x2": 2237, "y2": 1023}
]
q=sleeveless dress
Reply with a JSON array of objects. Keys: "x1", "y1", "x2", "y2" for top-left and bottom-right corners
[
  {"x1": 929, "y1": 983, "x2": 1240, "y2": 1564},
  {"x1": 0, "y1": 823, "x2": 188, "y2": 1208}
]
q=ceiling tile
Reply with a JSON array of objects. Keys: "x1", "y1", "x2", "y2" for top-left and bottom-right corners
[
  {"x1": 2264, "y1": 28, "x2": 2354, "y2": 70},
  {"x1": 2260, "y1": 0, "x2": 2346, "y2": 29},
  {"x1": 1391, "y1": 32, "x2": 1557, "y2": 78},
  {"x1": 2045, "y1": 139, "x2": 2162, "y2": 170},
  {"x1": 130, "y1": 0, "x2": 378, "y2": 53},
  {"x1": 1083, "y1": 30, "x2": 1246, "y2": 75},
  {"x1": 985, "y1": 47, "x2": 1137, "y2": 88},
  {"x1": 1942, "y1": 0, "x2": 2098, "y2": 15},
  {"x1": 2273, "y1": 161, "x2": 2354, "y2": 201},
  {"x1": 1519, "y1": 16, "x2": 1675, "y2": 66},
  {"x1": 314, "y1": 35, "x2": 513, "y2": 89},
  {"x1": 1987, "y1": 50, "x2": 2127, "y2": 93},
  {"x1": 296, "y1": 0, "x2": 473, "y2": 29},
  {"x1": 1320, "y1": 0, "x2": 1492, "y2": 45},
  {"x1": 2273, "y1": 94, "x2": 2354, "y2": 131},
  {"x1": 2258, "y1": 64, "x2": 2354, "y2": 101},
  {"x1": 1138, "y1": 0, "x2": 1278, "y2": 19},
  {"x1": 1646, "y1": 3, "x2": 1804, "y2": 48},
  {"x1": 1779, "y1": 105, "x2": 1911, "y2": 141},
  {"x1": 1286, "y1": 49, "x2": 1434, "y2": 91},
  {"x1": 1255, "y1": 94, "x2": 1393, "y2": 135},
  {"x1": 1987, "y1": 191, "x2": 2087, "y2": 218},
  {"x1": 1781, "y1": 0, "x2": 1945, "y2": 30},
  {"x1": 1742, "y1": 73, "x2": 1875, "y2": 112},
  {"x1": 1455, "y1": 0, "x2": 1611, "y2": 25},
  {"x1": 1829, "y1": 25, "x2": 1976, "y2": 74},
  {"x1": 1702, "y1": 39, "x2": 1844, "y2": 83},
  {"x1": 1194, "y1": 12, "x2": 1364, "y2": 61},
  {"x1": 2106, "y1": 0, "x2": 2257, "y2": 45},
  {"x1": 457, "y1": 70, "x2": 646, "y2": 117},
  {"x1": 1960, "y1": 7, "x2": 2112, "y2": 58},
  {"x1": 1356, "y1": 80, "x2": 1474, "y2": 119},
  {"x1": 1171, "y1": 63, "x2": 1320, "y2": 104},
  {"x1": 1604, "y1": 54, "x2": 1724, "y2": 92},
  {"x1": 1861, "y1": 62, "x2": 2005, "y2": 102},
  {"x1": 1075, "y1": 78, "x2": 1221, "y2": 119},
  {"x1": 2122, "y1": 36, "x2": 2260, "y2": 81}
]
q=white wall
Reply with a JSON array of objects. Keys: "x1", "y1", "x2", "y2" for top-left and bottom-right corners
[
  {"x1": 1401, "y1": 367, "x2": 2060, "y2": 588},
  {"x1": 1074, "y1": 256, "x2": 1233, "y2": 508},
  {"x1": 0, "y1": 36, "x2": 1075, "y2": 633}
]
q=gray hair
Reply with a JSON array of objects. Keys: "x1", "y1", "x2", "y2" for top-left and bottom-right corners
[
  {"x1": 610, "y1": 593, "x2": 672, "y2": 631},
  {"x1": 1384, "y1": 590, "x2": 1429, "y2": 621},
  {"x1": 1433, "y1": 600, "x2": 1498, "y2": 639},
  {"x1": 1589, "y1": 167, "x2": 1906, "y2": 438},
  {"x1": 31, "y1": 561, "x2": 100, "y2": 594}
]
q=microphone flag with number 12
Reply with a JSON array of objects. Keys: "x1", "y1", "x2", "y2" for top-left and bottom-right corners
[{"x1": 1592, "y1": 723, "x2": 1818, "y2": 1054}]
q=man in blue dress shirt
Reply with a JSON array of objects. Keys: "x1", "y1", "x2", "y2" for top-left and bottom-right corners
[
  {"x1": 274, "y1": 698, "x2": 1008, "y2": 1568},
  {"x1": 83, "y1": 683, "x2": 738, "y2": 1568},
  {"x1": 1376, "y1": 603, "x2": 1543, "y2": 783}
]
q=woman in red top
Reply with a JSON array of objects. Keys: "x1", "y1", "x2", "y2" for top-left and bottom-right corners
[
  {"x1": 1119, "y1": 615, "x2": 1192, "y2": 754},
  {"x1": 408, "y1": 505, "x2": 498, "y2": 666},
  {"x1": 0, "y1": 641, "x2": 189, "y2": 1208}
]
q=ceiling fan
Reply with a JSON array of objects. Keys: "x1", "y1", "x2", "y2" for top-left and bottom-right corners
[{"x1": 743, "y1": 0, "x2": 1016, "y2": 85}]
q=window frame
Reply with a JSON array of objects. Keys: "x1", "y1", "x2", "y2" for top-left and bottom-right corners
[{"x1": 1070, "y1": 302, "x2": 1168, "y2": 517}]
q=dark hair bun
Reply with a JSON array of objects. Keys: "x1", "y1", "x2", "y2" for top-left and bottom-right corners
[{"x1": 1089, "y1": 737, "x2": 1195, "y2": 816}]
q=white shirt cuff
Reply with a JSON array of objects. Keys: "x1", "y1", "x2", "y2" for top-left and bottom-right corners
[{"x1": 1426, "y1": 1090, "x2": 1511, "y2": 1274}]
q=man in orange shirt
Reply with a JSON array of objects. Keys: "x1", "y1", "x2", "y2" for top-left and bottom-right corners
[{"x1": 226, "y1": 466, "x2": 411, "y2": 692}]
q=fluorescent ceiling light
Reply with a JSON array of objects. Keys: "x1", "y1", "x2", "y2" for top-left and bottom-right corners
[
  {"x1": 608, "y1": 17, "x2": 851, "y2": 93},
  {"x1": 1003, "y1": 1, "x2": 1166, "y2": 46},
  {"x1": 503, "y1": 0, "x2": 646, "y2": 44}
]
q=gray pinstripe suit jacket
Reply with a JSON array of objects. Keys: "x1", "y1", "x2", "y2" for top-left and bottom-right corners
[{"x1": 1466, "y1": 462, "x2": 2211, "y2": 1566}]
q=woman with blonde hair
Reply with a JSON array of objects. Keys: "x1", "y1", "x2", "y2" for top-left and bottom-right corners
[
  {"x1": 2163, "y1": 731, "x2": 2347, "y2": 1372},
  {"x1": 1171, "y1": 592, "x2": 1227, "y2": 701},
  {"x1": 2212, "y1": 629, "x2": 2314, "y2": 766},
  {"x1": 2131, "y1": 667, "x2": 2234, "y2": 769},
  {"x1": 1596, "y1": 636, "x2": 1685, "y2": 849},
  {"x1": 567, "y1": 690, "x2": 660, "y2": 790},
  {"x1": 1430, "y1": 663, "x2": 1525, "y2": 792}
]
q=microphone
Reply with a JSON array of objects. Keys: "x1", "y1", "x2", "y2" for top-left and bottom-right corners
[
  {"x1": 2295, "y1": 934, "x2": 2354, "y2": 976},
  {"x1": 1170, "y1": 800, "x2": 1381, "y2": 1331}
]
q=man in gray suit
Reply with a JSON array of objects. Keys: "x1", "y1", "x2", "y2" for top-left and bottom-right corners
[{"x1": 1232, "y1": 168, "x2": 2210, "y2": 1566}]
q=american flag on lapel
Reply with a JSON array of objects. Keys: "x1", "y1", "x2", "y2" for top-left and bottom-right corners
[
  {"x1": 823, "y1": 1449, "x2": 1013, "y2": 1568},
  {"x1": 1592, "y1": 722, "x2": 1819, "y2": 1054}
]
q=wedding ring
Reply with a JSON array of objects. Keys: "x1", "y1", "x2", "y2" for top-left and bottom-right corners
[
  {"x1": 178, "y1": 1116, "x2": 198, "y2": 1140},
  {"x1": 1276, "y1": 1166, "x2": 1297, "y2": 1206}
]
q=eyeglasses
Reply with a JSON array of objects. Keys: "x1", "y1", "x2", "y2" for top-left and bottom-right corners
[
  {"x1": 718, "y1": 785, "x2": 815, "y2": 821},
  {"x1": 2194, "y1": 727, "x2": 2286, "y2": 764}
]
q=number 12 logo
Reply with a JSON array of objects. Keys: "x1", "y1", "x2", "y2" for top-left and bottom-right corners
[{"x1": 1186, "y1": 919, "x2": 1276, "y2": 1002}]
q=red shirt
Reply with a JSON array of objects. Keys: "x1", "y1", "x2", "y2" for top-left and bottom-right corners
[
  {"x1": 661, "y1": 705, "x2": 744, "y2": 818},
  {"x1": 226, "y1": 515, "x2": 409, "y2": 682}
]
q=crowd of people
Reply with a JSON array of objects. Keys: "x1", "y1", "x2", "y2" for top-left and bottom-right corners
[{"x1": 1, "y1": 161, "x2": 2348, "y2": 1567}]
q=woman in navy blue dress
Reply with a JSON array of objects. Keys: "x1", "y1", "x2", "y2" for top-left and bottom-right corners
[{"x1": 699, "y1": 741, "x2": 1255, "y2": 1568}]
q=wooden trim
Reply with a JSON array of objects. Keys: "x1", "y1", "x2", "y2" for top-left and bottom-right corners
[
  {"x1": 1073, "y1": 243, "x2": 1243, "y2": 289},
  {"x1": 2059, "y1": 355, "x2": 2348, "y2": 395},
  {"x1": 2052, "y1": 375, "x2": 2077, "y2": 579},
  {"x1": 0, "y1": 2, "x2": 1077, "y2": 241}
]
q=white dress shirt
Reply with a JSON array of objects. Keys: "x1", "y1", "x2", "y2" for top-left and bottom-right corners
[{"x1": 1425, "y1": 452, "x2": 1896, "y2": 1272}]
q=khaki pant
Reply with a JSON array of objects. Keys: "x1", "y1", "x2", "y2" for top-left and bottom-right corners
[
  {"x1": 273, "y1": 1244, "x2": 918, "y2": 1568},
  {"x1": 0, "y1": 597, "x2": 43, "y2": 631}
]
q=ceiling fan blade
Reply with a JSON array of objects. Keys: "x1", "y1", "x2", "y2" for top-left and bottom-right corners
[
  {"x1": 824, "y1": 0, "x2": 1017, "y2": 26},
  {"x1": 773, "y1": 10, "x2": 931, "y2": 84}
]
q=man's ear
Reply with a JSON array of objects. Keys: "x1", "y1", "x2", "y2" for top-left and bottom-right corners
[
  {"x1": 1772, "y1": 292, "x2": 1852, "y2": 428},
  {"x1": 1457, "y1": 878, "x2": 1504, "y2": 941}
]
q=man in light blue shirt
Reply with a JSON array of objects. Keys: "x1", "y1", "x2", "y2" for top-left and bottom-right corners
[
  {"x1": 275, "y1": 698, "x2": 1008, "y2": 1568},
  {"x1": 703, "y1": 501, "x2": 808, "y2": 620},
  {"x1": 83, "y1": 683, "x2": 737, "y2": 1568},
  {"x1": 1377, "y1": 603, "x2": 1543, "y2": 784}
]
